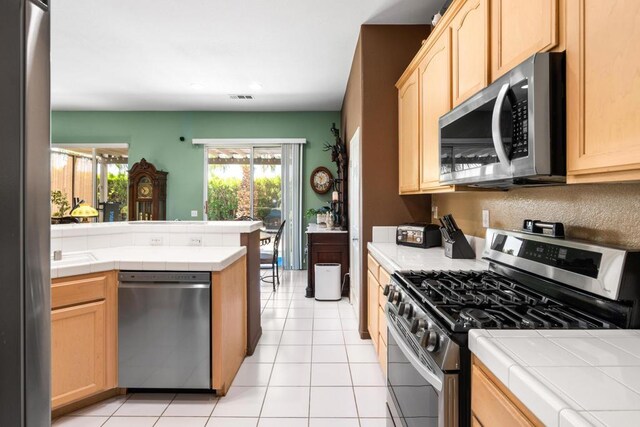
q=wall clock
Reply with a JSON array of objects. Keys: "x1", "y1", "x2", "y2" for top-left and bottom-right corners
[{"x1": 310, "y1": 166, "x2": 333, "y2": 194}]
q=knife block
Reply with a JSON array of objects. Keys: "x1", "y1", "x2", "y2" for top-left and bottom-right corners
[{"x1": 441, "y1": 229, "x2": 476, "y2": 259}]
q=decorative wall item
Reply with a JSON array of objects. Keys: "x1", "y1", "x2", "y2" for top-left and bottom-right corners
[
  {"x1": 323, "y1": 123, "x2": 348, "y2": 229},
  {"x1": 128, "y1": 158, "x2": 168, "y2": 221},
  {"x1": 310, "y1": 166, "x2": 333, "y2": 194}
]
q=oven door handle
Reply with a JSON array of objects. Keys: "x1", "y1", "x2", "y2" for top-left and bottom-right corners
[
  {"x1": 387, "y1": 317, "x2": 443, "y2": 392},
  {"x1": 491, "y1": 82, "x2": 512, "y2": 169}
]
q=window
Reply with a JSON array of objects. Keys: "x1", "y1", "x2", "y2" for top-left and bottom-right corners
[{"x1": 50, "y1": 144, "x2": 129, "y2": 222}]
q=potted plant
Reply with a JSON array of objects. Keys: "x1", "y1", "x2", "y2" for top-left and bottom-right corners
[
  {"x1": 51, "y1": 190, "x2": 71, "y2": 224},
  {"x1": 305, "y1": 207, "x2": 331, "y2": 224}
]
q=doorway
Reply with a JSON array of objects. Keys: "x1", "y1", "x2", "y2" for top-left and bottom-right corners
[{"x1": 205, "y1": 146, "x2": 282, "y2": 231}]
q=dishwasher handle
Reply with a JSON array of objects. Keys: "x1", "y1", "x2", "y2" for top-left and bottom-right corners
[{"x1": 119, "y1": 282, "x2": 210, "y2": 290}]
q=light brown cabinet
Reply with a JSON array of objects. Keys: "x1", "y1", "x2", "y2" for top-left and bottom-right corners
[
  {"x1": 398, "y1": 68, "x2": 421, "y2": 193},
  {"x1": 472, "y1": 356, "x2": 542, "y2": 426},
  {"x1": 367, "y1": 270, "x2": 379, "y2": 352},
  {"x1": 490, "y1": 0, "x2": 560, "y2": 80},
  {"x1": 566, "y1": 0, "x2": 640, "y2": 184},
  {"x1": 419, "y1": 30, "x2": 454, "y2": 192},
  {"x1": 367, "y1": 253, "x2": 390, "y2": 376},
  {"x1": 451, "y1": 0, "x2": 489, "y2": 106},
  {"x1": 51, "y1": 271, "x2": 117, "y2": 410},
  {"x1": 212, "y1": 256, "x2": 248, "y2": 396}
]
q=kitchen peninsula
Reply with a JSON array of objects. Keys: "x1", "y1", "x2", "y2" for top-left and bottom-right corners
[{"x1": 50, "y1": 221, "x2": 261, "y2": 415}]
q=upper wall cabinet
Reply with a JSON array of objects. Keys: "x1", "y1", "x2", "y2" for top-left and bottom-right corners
[
  {"x1": 566, "y1": 0, "x2": 640, "y2": 183},
  {"x1": 398, "y1": 68, "x2": 421, "y2": 193},
  {"x1": 491, "y1": 0, "x2": 560, "y2": 79},
  {"x1": 419, "y1": 30, "x2": 454, "y2": 192},
  {"x1": 451, "y1": 0, "x2": 489, "y2": 106}
]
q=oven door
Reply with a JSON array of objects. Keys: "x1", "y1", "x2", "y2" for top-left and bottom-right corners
[{"x1": 386, "y1": 318, "x2": 458, "y2": 427}]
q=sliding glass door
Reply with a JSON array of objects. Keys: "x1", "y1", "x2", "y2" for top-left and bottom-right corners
[{"x1": 206, "y1": 146, "x2": 282, "y2": 231}]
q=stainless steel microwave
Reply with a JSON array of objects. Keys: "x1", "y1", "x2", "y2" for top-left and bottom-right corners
[{"x1": 439, "y1": 52, "x2": 566, "y2": 188}]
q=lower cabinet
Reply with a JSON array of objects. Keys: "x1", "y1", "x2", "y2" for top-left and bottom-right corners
[
  {"x1": 51, "y1": 271, "x2": 117, "y2": 410},
  {"x1": 367, "y1": 252, "x2": 391, "y2": 377},
  {"x1": 471, "y1": 355, "x2": 542, "y2": 426},
  {"x1": 212, "y1": 256, "x2": 248, "y2": 396},
  {"x1": 367, "y1": 269, "x2": 380, "y2": 352}
]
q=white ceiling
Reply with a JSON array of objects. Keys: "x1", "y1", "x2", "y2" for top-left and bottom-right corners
[{"x1": 51, "y1": 0, "x2": 441, "y2": 111}]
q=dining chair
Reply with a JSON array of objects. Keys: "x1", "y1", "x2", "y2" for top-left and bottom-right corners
[{"x1": 260, "y1": 220, "x2": 286, "y2": 291}]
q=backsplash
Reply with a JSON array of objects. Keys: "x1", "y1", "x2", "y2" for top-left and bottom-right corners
[{"x1": 432, "y1": 183, "x2": 640, "y2": 248}]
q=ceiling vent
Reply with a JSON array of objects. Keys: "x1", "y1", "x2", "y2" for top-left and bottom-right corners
[{"x1": 229, "y1": 95, "x2": 254, "y2": 100}]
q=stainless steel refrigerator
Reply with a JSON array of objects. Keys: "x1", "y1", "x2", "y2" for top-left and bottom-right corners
[{"x1": 0, "y1": 0, "x2": 51, "y2": 426}]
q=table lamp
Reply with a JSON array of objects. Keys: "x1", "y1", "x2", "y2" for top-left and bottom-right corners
[{"x1": 70, "y1": 203, "x2": 99, "y2": 223}]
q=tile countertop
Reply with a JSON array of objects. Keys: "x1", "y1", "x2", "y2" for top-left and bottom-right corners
[
  {"x1": 367, "y1": 242, "x2": 487, "y2": 274},
  {"x1": 51, "y1": 220, "x2": 264, "y2": 236},
  {"x1": 470, "y1": 329, "x2": 640, "y2": 427},
  {"x1": 51, "y1": 245, "x2": 247, "y2": 279}
]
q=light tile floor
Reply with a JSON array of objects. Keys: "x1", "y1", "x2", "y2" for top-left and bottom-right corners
[{"x1": 54, "y1": 270, "x2": 388, "y2": 427}]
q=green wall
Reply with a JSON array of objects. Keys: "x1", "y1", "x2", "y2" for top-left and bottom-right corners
[{"x1": 51, "y1": 111, "x2": 340, "y2": 227}]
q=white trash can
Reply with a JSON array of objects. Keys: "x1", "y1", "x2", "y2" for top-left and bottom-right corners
[{"x1": 314, "y1": 263, "x2": 342, "y2": 301}]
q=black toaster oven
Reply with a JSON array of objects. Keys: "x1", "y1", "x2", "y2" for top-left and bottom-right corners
[{"x1": 396, "y1": 223, "x2": 442, "y2": 248}]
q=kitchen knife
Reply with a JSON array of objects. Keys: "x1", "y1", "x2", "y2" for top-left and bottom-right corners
[{"x1": 448, "y1": 214, "x2": 460, "y2": 231}]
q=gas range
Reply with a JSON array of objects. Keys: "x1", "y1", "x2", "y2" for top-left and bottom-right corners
[
  {"x1": 384, "y1": 228, "x2": 640, "y2": 427},
  {"x1": 393, "y1": 269, "x2": 617, "y2": 333}
]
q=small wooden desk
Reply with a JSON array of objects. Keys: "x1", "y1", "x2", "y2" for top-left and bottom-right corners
[{"x1": 305, "y1": 227, "x2": 349, "y2": 298}]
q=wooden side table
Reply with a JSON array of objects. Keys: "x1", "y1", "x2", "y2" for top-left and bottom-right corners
[{"x1": 306, "y1": 229, "x2": 349, "y2": 298}]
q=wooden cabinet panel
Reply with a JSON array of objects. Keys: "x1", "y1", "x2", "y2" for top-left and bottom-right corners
[
  {"x1": 378, "y1": 306, "x2": 387, "y2": 346},
  {"x1": 567, "y1": 0, "x2": 640, "y2": 183},
  {"x1": 419, "y1": 30, "x2": 453, "y2": 191},
  {"x1": 378, "y1": 284, "x2": 386, "y2": 310},
  {"x1": 52, "y1": 272, "x2": 108, "y2": 309},
  {"x1": 367, "y1": 253, "x2": 380, "y2": 279},
  {"x1": 52, "y1": 301, "x2": 107, "y2": 409},
  {"x1": 378, "y1": 338, "x2": 388, "y2": 378},
  {"x1": 378, "y1": 267, "x2": 391, "y2": 288},
  {"x1": 398, "y1": 68, "x2": 421, "y2": 193},
  {"x1": 452, "y1": 0, "x2": 489, "y2": 106},
  {"x1": 491, "y1": 0, "x2": 559, "y2": 79},
  {"x1": 212, "y1": 256, "x2": 247, "y2": 396},
  {"x1": 51, "y1": 271, "x2": 117, "y2": 410},
  {"x1": 472, "y1": 356, "x2": 543, "y2": 427},
  {"x1": 367, "y1": 270, "x2": 379, "y2": 350}
]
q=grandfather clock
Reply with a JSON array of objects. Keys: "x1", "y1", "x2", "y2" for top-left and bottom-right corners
[{"x1": 128, "y1": 158, "x2": 168, "y2": 221}]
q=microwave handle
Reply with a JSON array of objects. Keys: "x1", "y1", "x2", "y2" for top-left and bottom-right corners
[{"x1": 491, "y1": 83, "x2": 512, "y2": 169}]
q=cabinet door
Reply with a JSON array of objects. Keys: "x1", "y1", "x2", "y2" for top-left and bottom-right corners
[
  {"x1": 52, "y1": 300, "x2": 107, "y2": 409},
  {"x1": 491, "y1": 0, "x2": 559, "y2": 79},
  {"x1": 567, "y1": 0, "x2": 640, "y2": 183},
  {"x1": 367, "y1": 270, "x2": 379, "y2": 349},
  {"x1": 419, "y1": 30, "x2": 453, "y2": 191},
  {"x1": 398, "y1": 68, "x2": 421, "y2": 194},
  {"x1": 451, "y1": 0, "x2": 489, "y2": 106}
]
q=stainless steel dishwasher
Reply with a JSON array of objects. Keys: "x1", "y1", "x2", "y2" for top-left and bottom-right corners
[{"x1": 118, "y1": 271, "x2": 211, "y2": 389}]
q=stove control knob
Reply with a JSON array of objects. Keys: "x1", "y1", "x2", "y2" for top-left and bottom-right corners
[
  {"x1": 390, "y1": 291, "x2": 402, "y2": 306},
  {"x1": 398, "y1": 302, "x2": 410, "y2": 316},
  {"x1": 403, "y1": 303, "x2": 414, "y2": 319},
  {"x1": 383, "y1": 284, "x2": 393, "y2": 296},
  {"x1": 420, "y1": 329, "x2": 439, "y2": 352},
  {"x1": 410, "y1": 318, "x2": 427, "y2": 334},
  {"x1": 387, "y1": 289, "x2": 396, "y2": 303}
]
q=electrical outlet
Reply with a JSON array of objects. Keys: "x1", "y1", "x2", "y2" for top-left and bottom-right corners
[
  {"x1": 191, "y1": 210, "x2": 198, "y2": 218},
  {"x1": 432, "y1": 206, "x2": 439, "y2": 219},
  {"x1": 482, "y1": 209, "x2": 490, "y2": 228},
  {"x1": 189, "y1": 237, "x2": 202, "y2": 246},
  {"x1": 150, "y1": 237, "x2": 163, "y2": 246}
]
